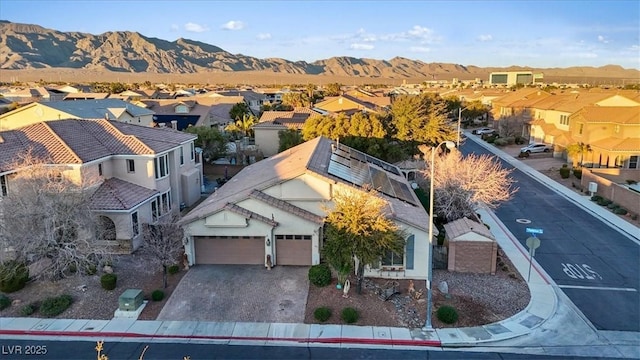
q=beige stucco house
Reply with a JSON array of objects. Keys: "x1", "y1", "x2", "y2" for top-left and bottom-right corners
[
  {"x1": 0, "y1": 99, "x2": 155, "y2": 130},
  {"x1": 180, "y1": 136, "x2": 433, "y2": 280},
  {"x1": 254, "y1": 108, "x2": 319, "y2": 157},
  {"x1": 0, "y1": 119, "x2": 202, "y2": 252}
]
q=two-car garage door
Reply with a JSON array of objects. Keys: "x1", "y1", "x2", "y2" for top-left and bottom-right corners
[
  {"x1": 194, "y1": 236, "x2": 264, "y2": 265},
  {"x1": 193, "y1": 235, "x2": 312, "y2": 266}
]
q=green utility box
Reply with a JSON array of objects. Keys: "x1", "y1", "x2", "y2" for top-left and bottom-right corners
[{"x1": 118, "y1": 289, "x2": 143, "y2": 311}]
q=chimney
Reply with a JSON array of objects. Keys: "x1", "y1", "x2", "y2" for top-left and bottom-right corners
[{"x1": 171, "y1": 120, "x2": 178, "y2": 130}]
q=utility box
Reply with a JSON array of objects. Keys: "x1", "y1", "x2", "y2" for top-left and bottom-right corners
[
  {"x1": 118, "y1": 289, "x2": 143, "y2": 311},
  {"x1": 588, "y1": 182, "x2": 598, "y2": 194}
]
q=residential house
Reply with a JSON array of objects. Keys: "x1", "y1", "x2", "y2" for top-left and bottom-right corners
[
  {"x1": 566, "y1": 106, "x2": 640, "y2": 168},
  {"x1": 0, "y1": 119, "x2": 202, "y2": 252},
  {"x1": 111, "y1": 90, "x2": 145, "y2": 102},
  {"x1": 63, "y1": 92, "x2": 110, "y2": 100},
  {"x1": 344, "y1": 88, "x2": 392, "y2": 108},
  {"x1": 1, "y1": 86, "x2": 67, "y2": 104},
  {"x1": 204, "y1": 90, "x2": 267, "y2": 115},
  {"x1": 490, "y1": 88, "x2": 552, "y2": 137},
  {"x1": 254, "y1": 108, "x2": 320, "y2": 157},
  {"x1": 0, "y1": 99, "x2": 155, "y2": 130},
  {"x1": 313, "y1": 94, "x2": 385, "y2": 115},
  {"x1": 180, "y1": 137, "x2": 433, "y2": 280}
]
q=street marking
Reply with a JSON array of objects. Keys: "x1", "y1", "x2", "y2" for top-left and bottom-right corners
[
  {"x1": 561, "y1": 263, "x2": 602, "y2": 280},
  {"x1": 516, "y1": 218, "x2": 532, "y2": 224},
  {"x1": 558, "y1": 285, "x2": 638, "y2": 292}
]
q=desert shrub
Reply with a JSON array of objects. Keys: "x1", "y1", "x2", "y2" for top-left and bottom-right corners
[
  {"x1": 597, "y1": 198, "x2": 612, "y2": 206},
  {"x1": 559, "y1": 166, "x2": 570, "y2": 179},
  {"x1": 308, "y1": 264, "x2": 331, "y2": 287},
  {"x1": 485, "y1": 135, "x2": 497, "y2": 144},
  {"x1": 0, "y1": 294, "x2": 10, "y2": 310},
  {"x1": 503, "y1": 136, "x2": 516, "y2": 145},
  {"x1": 497, "y1": 261, "x2": 505, "y2": 267},
  {"x1": 518, "y1": 151, "x2": 530, "y2": 158},
  {"x1": 20, "y1": 303, "x2": 37, "y2": 316},
  {"x1": 436, "y1": 305, "x2": 459, "y2": 324},
  {"x1": 151, "y1": 289, "x2": 165, "y2": 301},
  {"x1": 493, "y1": 138, "x2": 508, "y2": 146},
  {"x1": 0, "y1": 261, "x2": 30, "y2": 293},
  {"x1": 607, "y1": 203, "x2": 619, "y2": 210},
  {"x1": 314, "y1": 306, "x2": 332, "y2": 322},
  {"x1": 502, "y1": 265, "x2": 510, "y2": 272},
  {"x1": 86, "y1": 264, "x2": 97, "y2": 276},
  {"x1": 167, "y1": 265, "x2": 180, "y2": 275},
  {"x1": 341, "y1": 307, "x2": 359, "y2": 324},
  {"x1": 614, "y1": 208, "x2": 628, "y2": 215},
  {"x1": 573, "y1": 168, "x2": 582, "y2": 179},
  {"x1": 514, "y1": 136, "x2": 527, "y2": 145},
  {"x1": 100, "y1": 273, "x2": 117, "y2": 290},
  {"x1": 39, "y1": 294, "x2": 73, "y2": 317},
  {"x1": 508, "y1": 273, "x2": 518, "y2": 279},
  {"x1": 590, "y1": 195, "x2": 602, "y2": 202}
]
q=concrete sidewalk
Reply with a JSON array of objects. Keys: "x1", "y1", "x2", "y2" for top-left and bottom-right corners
[{"x1": 0, "y1": 132, "x2": 637, "y2": 357}]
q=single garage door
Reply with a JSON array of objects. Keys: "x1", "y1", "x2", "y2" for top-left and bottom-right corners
[
  {"x1": 194, "y1": 236, "x2": 264, "y2": 265},
  {"x1": 275, "y1": 235, "x2": 312, "y2": 266}
]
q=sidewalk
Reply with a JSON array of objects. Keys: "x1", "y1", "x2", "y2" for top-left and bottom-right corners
[{"x1": 0, "y1": 133, "x2": 636, "y2": 356}]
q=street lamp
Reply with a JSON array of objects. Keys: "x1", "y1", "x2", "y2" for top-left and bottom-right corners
[
  {"x1": 457, "y1": 105, "x2": 472, "y2": 147},
  {"x1": 424, "y1": 140, "x2": 456, "y2": 330}
]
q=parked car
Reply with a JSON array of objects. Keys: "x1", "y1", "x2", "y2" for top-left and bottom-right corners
[
  {"x1": 472, "y1": 127, "x2": 495, "y2": 135},
  {"x1": 520, "y1": 143, "x2": 552, "y2": 154}
]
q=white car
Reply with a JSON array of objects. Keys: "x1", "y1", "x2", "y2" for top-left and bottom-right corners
[
  {"x1": 473, "y1": 127, "x2": 495, "y2": 135},
  {"x1": 520, "y1": 143, "x2": 552, "y2": 154}
]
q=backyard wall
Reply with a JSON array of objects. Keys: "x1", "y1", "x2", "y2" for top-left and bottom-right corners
[
  {"x1": 581, "y1": 169, "x2": 640, "y2": 216},
  {"x1": 448, "y1": 240, "x2": 497, "y2": 275}
]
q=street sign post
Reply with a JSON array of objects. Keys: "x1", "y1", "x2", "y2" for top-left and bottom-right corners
[
  {"x1": 525, "y1": 231, "x2": 543, "y2": 282},
  {"x1": 526, "y1": 228, "x2": 544, "y2": 235}
]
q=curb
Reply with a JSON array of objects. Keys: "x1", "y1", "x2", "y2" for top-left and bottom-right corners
[{"x1": 0, "y1": 329, "x2": 442, "y2": 347}]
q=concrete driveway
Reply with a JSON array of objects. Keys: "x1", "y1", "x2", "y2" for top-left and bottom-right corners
[{"x1": 157, "y1": 265, "x2": 309, "y2": 323}]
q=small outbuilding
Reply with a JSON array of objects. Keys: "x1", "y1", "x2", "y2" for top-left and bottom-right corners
[{"x1": 445, "y1": 217, "x2": 497, "y2": 275}]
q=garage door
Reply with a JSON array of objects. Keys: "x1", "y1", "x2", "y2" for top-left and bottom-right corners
[
  {"x1": 275, "y1": 235, "x2": 312, "y2": 266},
  {"x1": 194, "y1": 236, "x2": 264, "y2": 265}
]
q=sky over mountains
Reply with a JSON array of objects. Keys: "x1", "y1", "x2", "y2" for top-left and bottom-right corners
[{"x1": 2, "y1": 0, "x2": 639, "y2": 69}]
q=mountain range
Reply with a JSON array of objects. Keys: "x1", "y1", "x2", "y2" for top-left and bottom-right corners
[{"x1": 1, "y1": 20, "x2": 638, "y2": 80}]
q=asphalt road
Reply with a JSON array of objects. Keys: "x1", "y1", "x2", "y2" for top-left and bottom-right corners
[
  {"x1": 462, "y1": 139, "x2": 640, "y2": 332},
  {"x1": 0, "y1": 339, "x2": 617, "y2": 360}
]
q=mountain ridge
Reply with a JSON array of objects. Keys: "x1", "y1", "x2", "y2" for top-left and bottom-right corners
[{"x1": 1, "y1": 20, "x2": 638, "y2": 80}]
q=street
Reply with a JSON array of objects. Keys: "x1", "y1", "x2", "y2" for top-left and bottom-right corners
[{"x1": 462, "y1": 139, "x2": 640, "y2": 332}]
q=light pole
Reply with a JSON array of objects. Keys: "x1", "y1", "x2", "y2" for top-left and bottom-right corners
[
  {"x1": 457, "y1": 105, "x2": 472, "y2": 147},
  {"x1": 424, "y1": 140, "x2": 456, "y2": 330}
]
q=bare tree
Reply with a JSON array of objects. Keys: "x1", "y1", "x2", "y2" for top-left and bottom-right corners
[
  {"x1": 418, "y1": 148, "x2": 518, "y2": 222},
  {"x1": 0, "y1": 152, "x2": 108, "y2": 281},
  {"x1": 140, "y1": 214, "x2": 184, "y2": 288}
]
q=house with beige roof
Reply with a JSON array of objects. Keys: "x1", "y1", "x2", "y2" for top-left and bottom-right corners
[
  {"x1": 1, "y1": 86, "x2": 67, "y2": 104},
  {"x1": 0, "y1": 99, "x2": 155, "y2": 130},
  {"x1": 0, "y1": 119, "x2": 203, "y2": 252},
  {"x1": 313, "y1": 94, "x2": 386, "y2": 115},
  {"x1": 254, "y1": 108, "x2": 321, "y2": 157},
  {"x1": 179, "y1": 137, "x2": 433, "y2": 280}
]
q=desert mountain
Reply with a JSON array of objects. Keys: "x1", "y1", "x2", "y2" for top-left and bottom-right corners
[{"x1": 1, "y1": 20, "x2": 638, "y2": 80}]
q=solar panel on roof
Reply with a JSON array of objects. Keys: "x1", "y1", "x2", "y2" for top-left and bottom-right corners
[{"x1": 390, "y1": 178, "x2": 417, "y2": 206}]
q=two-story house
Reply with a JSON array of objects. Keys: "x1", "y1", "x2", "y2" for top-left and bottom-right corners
[
  {"x1": 253, "y1": 108, "x2": 321, "y2": 157},
  {"x1": 0, "y1": 99, "x2": 156, "y2": 130},
  {"x1": 0, "y1": 119, "x2": 202, "y2": 252}
]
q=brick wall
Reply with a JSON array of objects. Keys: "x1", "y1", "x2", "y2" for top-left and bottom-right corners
[
  {"x1": 448, "y1": 241, "x2": 497, "y2": 275},
  {"x1": 581, "y1": 169, "x2": 640, "y2": 217}
]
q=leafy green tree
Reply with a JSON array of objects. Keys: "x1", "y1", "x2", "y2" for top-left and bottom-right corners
[
  {"x1": 184, "y1": 126, "x2": 228, "y2": 162},
  {"x1": 282, "y1": 92, "x2": 308, "y2": 108},
  {"x1": 566, "y1": 142, "x2": 592, "y2": 167},
  {"x1": 323, "y1": 186, "x2": 405, "y2": 294},
  {"x1": 229, "y1": 102, "x2": 250, "y2": 121},
  {"x1": 302, "y1": 114, "x2": 350, "y2": 141},
  {"x1": 225, "y1": 113, "x2": 258, "y2": 139},
  {"x1": 324, "y1": 83, "x2": 343, "y2": 96},
  {"x1": 391, "y1": 94, "x2": 457, "y2": 146},
  {"x1": 278, "y1": 129, "x2": 304, "y2": 152}
]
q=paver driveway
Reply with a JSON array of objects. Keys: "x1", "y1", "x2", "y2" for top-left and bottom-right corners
[{"x1": 157, "y1": 265, "x2": 310, "y2": 323}]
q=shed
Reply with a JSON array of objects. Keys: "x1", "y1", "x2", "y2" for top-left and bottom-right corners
[{"x1": 445, "y1": 217, "x2": 497, "y2": 274}]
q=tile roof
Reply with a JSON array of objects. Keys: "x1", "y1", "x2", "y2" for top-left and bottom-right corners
[
  {"x1": 38, "y1": 99, "x2": 154, "y2": 118},
  {"x1": 181, "y1": 136, "x2": 430, "y2": 232},
  {"x1": 0, "y1": 119, "x2": 196, "y2": 171},
  {"x1": 444, "y1": 217, "x2": 494, "y2": 241},
  {"x1": 579, "y1": 106, "x2": 640, "y2": 124},
  {"x1": 591, "y1": 137, "x2": 640, "y2": 152},
  {"x1": 223, "y1": 203, "x2": 279, "y2": 227},
  {"x1": 492, "y1": 88, "x2": 550, "y2": 106},
  {"x1": 249, "y1": 189, "x2": 324, "y2": 224},
  {"x1": 63, "y1": 93, "x2": 110, "y2": 100},
  {"x1": 90, "y1": 178, "x2": 159, "y2": 211},
  {"x1": 534, "y1": 93, "x2": 615, "y2": 113}
]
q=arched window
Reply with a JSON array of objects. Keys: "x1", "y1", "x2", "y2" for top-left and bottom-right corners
[{"x1": 97, "y1": 216, "x2": 116, "y2": 241}]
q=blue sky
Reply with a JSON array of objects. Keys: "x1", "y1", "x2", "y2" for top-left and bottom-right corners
[{"x1": 2, "y1": 0, "x2": 639, "y2": 69}]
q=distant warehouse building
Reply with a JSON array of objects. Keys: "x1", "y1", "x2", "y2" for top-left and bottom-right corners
[{"x1": 489, "y1": 71, "x2": 543, "y2": 86}]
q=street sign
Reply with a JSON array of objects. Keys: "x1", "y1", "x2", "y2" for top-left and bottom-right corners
[
  {"x1": 526, "y1": 236, "x2": 541, "y2": 250},
  {"x1": 526, "y1": 227, "x2": 544, "y2": 235}
]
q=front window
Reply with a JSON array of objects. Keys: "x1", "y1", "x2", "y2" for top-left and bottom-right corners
[
  {"x1": 151, "y1": 190, "x2": 172, "y2": 221},
  {"x1": 151, "y1": 200, "x2": 158, "y2": 222},
  {"x1": 381, "y1": 250, "x2": 404, "y2": 268},
  {"x1": 578, "y1": 124, "x2": 584, "y2": 135},
  {"x1": 0, "y1": 174, "x2": 7, "y2": 196},
  {"x1": 131, "y1": 211, "x2": 139, "y2": 237},
  {"x1": 190, "y1": 142, "x2": 195, "y2": 161},
  {"x1": 154, "y1": 154, "x2": 169, "y2": 179},
  {"x1": 126, "y1": 159, "x2": 135, "y2": 173},
  {"x1": 630, "y1": 156, "x2": 639, "y2": 169}
]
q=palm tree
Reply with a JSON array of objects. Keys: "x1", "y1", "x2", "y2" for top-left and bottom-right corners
[
  {"x1": 225, "y1": 114, "x2": 258, "y2": 139},
  {"x1": 566, "y1": 142, "x2": 592, "y2": 167}
]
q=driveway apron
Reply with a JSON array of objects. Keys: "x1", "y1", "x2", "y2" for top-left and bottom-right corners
[{"x1": 157, "y1": 265, "x2": 310, "y2": 323}]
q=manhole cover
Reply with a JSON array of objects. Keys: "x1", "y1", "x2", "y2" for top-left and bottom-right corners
[{"x1": 516, "y1": 218, "x2": 532, "y2": 224}]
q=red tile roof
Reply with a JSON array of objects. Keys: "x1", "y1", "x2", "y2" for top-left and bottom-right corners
[{"x1": 90, "y1": 178, "x2": 159, "y2": 211}]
